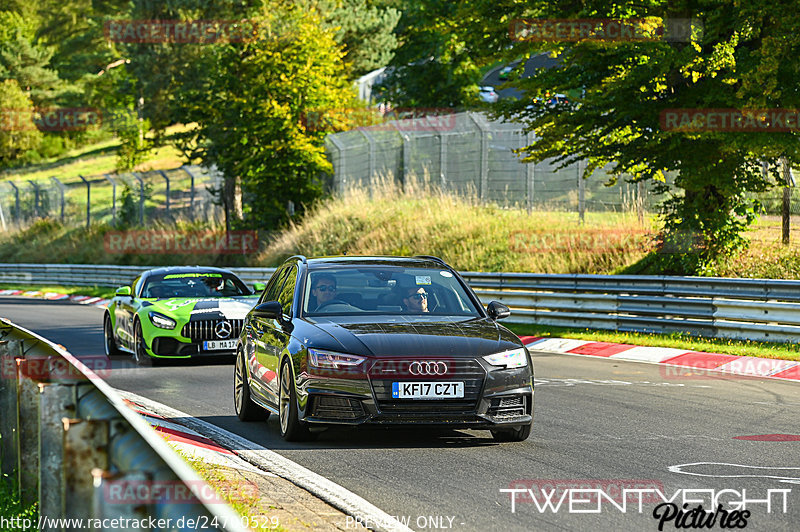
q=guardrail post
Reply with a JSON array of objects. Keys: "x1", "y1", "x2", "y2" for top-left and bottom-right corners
[
  {"x1": 16, "y1": 359, "x2": 41, "y2": 506},
  {"x1": 78, "y1": 174, "x2": 91, "y2": 228},
  {"x1": 51, "y1": 177, "x2": 66, "y2": 224},
  {"x1": 0, "y1": 340, "x2": 22, "y2": 479},
  {"x1": 39, "y1": 382, "x2": 76, "y2": 521},
  {"x1": 63, "y1": 418, "x2": 109, "y2": 521}
]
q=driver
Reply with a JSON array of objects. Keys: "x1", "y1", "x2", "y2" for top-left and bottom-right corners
[
  {"x1": 402, "y1": 286, "x2": 429, "y2": 313},
  {"x1": 311, "y1": 274, "x2": 337, "y2": 310}
]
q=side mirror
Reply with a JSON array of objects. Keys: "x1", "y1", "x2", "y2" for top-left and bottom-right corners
[
  {"x1": 487, "y1": 301, "x2": 511, "y2": 320},
  {"x1": 116, "y1": 286, "x2": 131, "y2": 297},
  {"x1": 252, "y1": 301, "x2": 283, "y2": 319},
  {"x1": 253, "y1": 282, "x2": 266, "y2": 292}
]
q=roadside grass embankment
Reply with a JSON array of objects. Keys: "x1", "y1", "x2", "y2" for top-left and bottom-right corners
[{"x1": 0, "y1": 284, "x2": 116, "y2": 300}]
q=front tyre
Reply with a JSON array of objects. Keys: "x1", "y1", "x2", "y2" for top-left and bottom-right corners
[
  {"x1": 278, "y1": 359, "x2": 314, "y2": 442},
  {"x1": 234, "y1": 350, "x2": 267, "y2": 421},
  {"x1": 132, "y1": 320, "x2": 153, "y2": 367},
  {"x1": 491, "y1": 423, "x2": 532, "y2": 442},
  {"x1": 104, "y1": 314, "x2": 122, "y2": 356}
]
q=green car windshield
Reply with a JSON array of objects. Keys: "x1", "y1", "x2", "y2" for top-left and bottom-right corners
[
  {"x1": 141, "y1": 272, "x2": 251, "y2": 299},
  {"x1": 302, "y1": 266, "x2": 482, "y2": 317}
]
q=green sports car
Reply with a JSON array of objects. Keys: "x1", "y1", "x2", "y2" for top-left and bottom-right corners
[{"x1": 104, "y1": 266, "x2": 265, "y2": 365}]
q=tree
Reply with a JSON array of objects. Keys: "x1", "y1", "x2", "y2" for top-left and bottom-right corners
[
  {"x1": 321, "y1": 0, "x2": 401, "y2": 78},
  {"x1": 464, "y1": 0, "x2": 800, "y2": 274},
  {"x1": 0, "y1": 79, "x2": 42, "y2": 169},
  {"x1": 175, "y1": 4, "x2": 357, "y2": 230},
  {"x1": 377, "y1": 0, "x2": 485, "y2": 108}
]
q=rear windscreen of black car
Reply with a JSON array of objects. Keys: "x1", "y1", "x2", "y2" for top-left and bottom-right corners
[
  {"x1": 142, "y1": 272, "x2": 251, "y2": 298},
  {"x1": 302, "y1": 266, "x2": 482, "y2": 317}
]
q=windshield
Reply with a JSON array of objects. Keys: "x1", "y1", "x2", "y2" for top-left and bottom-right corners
[
  {"x1": 302, "y1": 266, "x2": 482, "y2": 317},
  {"x1": 141, "y1": 272, "x2": 251, "y2": 298}
]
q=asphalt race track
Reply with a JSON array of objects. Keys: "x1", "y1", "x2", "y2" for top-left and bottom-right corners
[{"x1": 3, "y1": 296, "x2": 800, "y2": 531}]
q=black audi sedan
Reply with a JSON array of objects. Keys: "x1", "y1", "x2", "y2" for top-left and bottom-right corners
[{"x1": 233, "y1": 255, "x2": 533, "y2": 442}]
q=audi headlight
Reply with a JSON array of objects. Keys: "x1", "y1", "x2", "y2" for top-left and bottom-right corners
[
  {"x1": 308, "y1": 349, "x2": 365, "y2": 370},
  {"x1": 149, "y1": 312, "x2": 176, "y2": 330},
  {"x1": 483, "y1": 348, "x2": 528, "y2": 369}
]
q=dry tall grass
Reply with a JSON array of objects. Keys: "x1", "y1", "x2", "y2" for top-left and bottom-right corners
[{"x1": 258, "y1": 178, "x2": 653, "y2": 273}]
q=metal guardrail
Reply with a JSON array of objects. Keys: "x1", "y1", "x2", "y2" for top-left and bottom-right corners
[
  {"x1": 0, "y1": 318, "x2": 249, "y2": 531},
  {"x1": 2, "y1": 264, "x2": 800, "y2": 342},
  {"x1": 460, "y1": 272, "x2": 800, "y2": 343}
]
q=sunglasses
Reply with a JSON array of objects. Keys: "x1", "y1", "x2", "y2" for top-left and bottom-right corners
[
  {"x1": 315, "y1": 285, "x2": 336, "y2": 292},
  {"x1": 408, "y1": 293, "x2": 428, "y2": 301}
]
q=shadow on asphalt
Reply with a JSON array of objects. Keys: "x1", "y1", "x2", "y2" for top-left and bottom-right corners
[{"x1": 190, "y1": 415, "x2": 502, "y2": 450}]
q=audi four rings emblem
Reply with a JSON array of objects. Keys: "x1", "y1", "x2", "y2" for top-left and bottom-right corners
[
  {"x1": 215, "y1": 321, "x2": 233, "y2": 339},
  {"x1": 409, "y1": 361, "x2": 448, "y2": 375}
]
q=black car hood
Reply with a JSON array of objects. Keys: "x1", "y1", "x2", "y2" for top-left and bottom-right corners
[{"x1": 305, "y1": 316, "x2": 522, "y2": 358}]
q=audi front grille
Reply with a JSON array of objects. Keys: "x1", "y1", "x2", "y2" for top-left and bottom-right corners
[
  {"x1": 181, "y1": 319, "x2": 244, "y2": 341},
  {"x1": 368, "y1": 358, "x2": 486, "y2": 415}
]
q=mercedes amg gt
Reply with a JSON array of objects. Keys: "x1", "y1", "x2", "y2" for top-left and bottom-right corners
[
  {"x1": 234, "y1": 256, "x2": 534, "y2": 442},
  {"x1": 104, "y1": 266, "x2": 264, "y2": 365}
]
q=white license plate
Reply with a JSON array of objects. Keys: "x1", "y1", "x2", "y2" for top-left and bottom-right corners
[
  {"x1": 391, "y1": 381, "x2": 464, "y2": 399},
  {"x1": 203, "y1": 339, "x2": 237, "y2": 351}
]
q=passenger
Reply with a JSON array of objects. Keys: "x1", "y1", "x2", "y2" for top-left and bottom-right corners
[
  {"x1": 311, "y1": 274, "x2": 337, "y2": 310},
  {"x1": 402, "y1": 286, "x2": 429, "y2": 313}
]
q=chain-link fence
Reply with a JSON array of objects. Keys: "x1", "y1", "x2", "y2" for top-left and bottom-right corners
[
  {"x1": 324, "y1": 111, "x2": 800, "y2": 233},
  {"x1": 0, "y1": 165, "x2": 224, "y2": 230}
]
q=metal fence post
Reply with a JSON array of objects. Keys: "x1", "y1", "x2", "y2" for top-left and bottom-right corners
[
  {"x1": 328, "y1": 135, "x2": 347, "y2": 195},
  {"x1": 63, "y1": 418, "x2": 109, "y2": 521},
  {"x1": 439, "y1": 132, "x2": 448, "y2": 189},
  {"x1": 0, "y1": 340, "x2": 22, "y2": 480},
  {"x1": 27, "y1": 180, "x2": 39, "y2": 219},
  {"x1": 637, "y1": 181, "x2": 645, "y2": 225},
  {"x1": 78, "y1": 175, "x2": 91, "y2": 227},
  {"x1": 467, "y1": 113, "x2": 489, "y2": 201},
  {"x1": 8, "y1": 181, "x2": 20, "y2": 223},
  {"x1": 39, "y1": 382, "x2": 76, "y2": 521},
  {"x1": 182, "y1": 166, "x2": 196, "y2": 221},
  {"x1": 360, "y1": 130, "x2": 376, "y2": 183},
  {"x1": 577, "y1": 161, "x2": 585, "y2": 224},
  {"x1": 132, "y1": 173, "x2": 145, "y2": 225},
  {"x1": 525, "y1": 132, "x2": 534, "y2": 213},
  {"x1": 51, "y1": 177, "x2": 66, "y2": 224},
  {"x1": 104, "y1": 174, "x2": 117, "y2": 224},
  {"x1": 157, "y1": 170, "x2": 170, "y2": 218},
  {"x1": 781, "y1": 157, "x2": 793, "y2": 245}
]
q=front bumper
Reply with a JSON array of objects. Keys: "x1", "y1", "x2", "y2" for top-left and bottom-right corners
[
  {"x1": 298, "y1": 358, "x2": 533, "y2": 429},
  {"x1": 147, "y1": 336, "x2": 236, "y2": 358}
]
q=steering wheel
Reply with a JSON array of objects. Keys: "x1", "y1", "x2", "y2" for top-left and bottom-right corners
[{"x1": 316, "y1": 299, "x2": 351, "y2": 310}]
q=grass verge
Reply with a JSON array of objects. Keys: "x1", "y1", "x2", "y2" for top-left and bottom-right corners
[
  {"x1": 0, "y1": 284, "x2": 117, "y2": 300},
  {"x1": 506, "y1": 323, "x2": 800, "y2": 361},
  {"x1": 0, "y1": 474, "x2": 37, "y2": 530}
]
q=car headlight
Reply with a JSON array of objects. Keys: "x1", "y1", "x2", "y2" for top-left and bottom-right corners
[
  {"x1": 483, "y1": 348, "x2": 528, "y2": 369},
  {"x1": 149, "y1": 312, "x2": 176, "y2": 330},
  {"x1": 308, "y1": 348, "x2": 365, "y2": 370}
]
